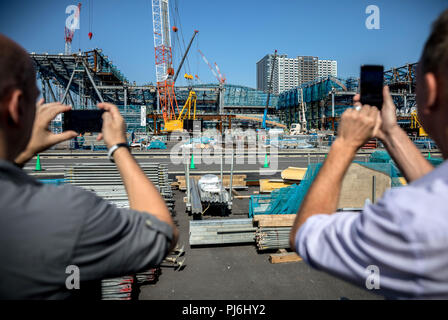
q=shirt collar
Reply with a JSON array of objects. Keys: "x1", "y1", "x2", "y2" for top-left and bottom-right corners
[{"x1": 0, "y1": 159, "x2": 42, "y2": 186}]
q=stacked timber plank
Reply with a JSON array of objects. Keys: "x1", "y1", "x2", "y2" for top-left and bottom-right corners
[
  {"x1": 175, "y1": 174, "x2": 247, "y2": 191},
  {"x1": 258, "y1": 167, "x2": 306, "y2": 193},
  {"x1": 253, "y1": 214, "x2": 296, "y2": 227},
  {"x1": 259, "y1": 179, "x2": 293, "y2": 193},
  {"x1": 281, "y1": 167, "x2": 307, "y2": 181}
]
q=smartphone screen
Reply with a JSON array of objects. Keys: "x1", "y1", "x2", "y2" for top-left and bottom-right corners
[
  {"x1": 62, "y1": 110, "x2": 105, "y2": 133},
  {"x1": 360, "y1": 65, "x2": 384, "y2": 109}
]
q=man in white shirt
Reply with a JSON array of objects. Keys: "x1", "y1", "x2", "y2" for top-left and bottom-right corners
[{"x1": 290, "y1": 9, "x2": 448, "y2": 299}]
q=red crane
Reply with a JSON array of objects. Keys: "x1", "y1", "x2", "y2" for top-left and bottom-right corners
[{"x1": 198, "y1": 49, "x2": 226, "y2": 84}]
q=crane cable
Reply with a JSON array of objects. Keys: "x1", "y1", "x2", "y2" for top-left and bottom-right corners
[
  {"x1": 174, "y1": 0, "x2": 191, "y2": 78},
  {"x1": 89, "y1": 0, "x2": 93, "y2": 39},
  {"x1": 196, "y1": 32, "x2": 200, "y2": 85}
]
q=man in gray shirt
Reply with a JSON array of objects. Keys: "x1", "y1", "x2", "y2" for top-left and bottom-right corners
[
  {"x1": 290, "y1": 10, "x2": 448, "y2": 298},
  {"x1": 0, "y1": 34, "x2": 178, "y2": 299}
]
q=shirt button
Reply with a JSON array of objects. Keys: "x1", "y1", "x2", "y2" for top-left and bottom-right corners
[{"x1": 145, "y1": 219, "x2": 153, "y2": 227}]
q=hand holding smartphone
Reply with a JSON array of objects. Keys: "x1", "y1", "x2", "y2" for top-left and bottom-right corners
[
  {"x1": 360, "y1": 65, "x2": 384, "y2": 110},
  {"x1": 62, "y1": 110, "x2": 105, "y2": 133}
]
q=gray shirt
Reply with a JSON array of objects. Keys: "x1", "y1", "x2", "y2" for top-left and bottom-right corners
[
  {"x1": 0, "y1": 160, "x2": 173, "y2": 299},
  {"x1": 295, "y1": 159, "x2": 448, "y2": 299}
]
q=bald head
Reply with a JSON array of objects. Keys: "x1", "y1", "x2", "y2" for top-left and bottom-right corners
[{"x1": 0, "y1": 34, "x2": 36, "y2": 104}]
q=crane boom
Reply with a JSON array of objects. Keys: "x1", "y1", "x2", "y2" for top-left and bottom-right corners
[
  {"x1": 173, "y1": 30, "x2": 199, "y2": 83},
  {"x1": 198, "y1": 49, "x2": 219, "y2": 82},
  {"x1": 214, "y1": 62, "x2": 226, "y2": 84}
]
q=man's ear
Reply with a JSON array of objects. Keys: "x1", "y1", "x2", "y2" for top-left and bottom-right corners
[
  {"x1": 421, "y1": 72, "x2": 438, "y2": 115},
  {"x1": 5, "y1": 89, "x2": 22, "y2": 126}
]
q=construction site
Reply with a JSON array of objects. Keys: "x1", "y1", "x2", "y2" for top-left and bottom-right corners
[{"x1": 23, "y1": 0, "x2": 443, "y2": 300}]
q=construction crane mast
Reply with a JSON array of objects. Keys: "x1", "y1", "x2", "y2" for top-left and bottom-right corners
[
  {"x1": 151, "y1": 0, "x2": 179, "y2": 130},
  {"x1": 64, "y1": 3, "x2": 81, "y2": 55}
]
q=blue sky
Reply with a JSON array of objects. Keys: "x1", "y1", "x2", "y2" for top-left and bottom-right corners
[{"x1": 1, "y1": 0, "x2": 447, "y2": 88}]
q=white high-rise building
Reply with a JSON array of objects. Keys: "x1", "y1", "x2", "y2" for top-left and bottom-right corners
[
  {"x1": 272, "y1": 56, "x2": 300, "y2": 95},
  {"x1": 318, "y1": 60, "x2": 338, "y2": 78},
  {"x1": 257, "y1": 54, "x2": 338, "y2": 95}
]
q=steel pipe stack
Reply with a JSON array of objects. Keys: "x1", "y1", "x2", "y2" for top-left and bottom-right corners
[
  {"x1": 65, "y1": 162, "x2": 171, "y2": 300},
  {"x1": 255, "y1": 227, "x2": 292, "y2": 251},
  {"x1": 64, "y1": 163, "x2": 174, "y2": 213},
  {"x1": 190, "y1": 219, "x2": 256, "y2": 246},
  {"x1": 101, "y1": 276, "x2": 134, "y2": 300}
]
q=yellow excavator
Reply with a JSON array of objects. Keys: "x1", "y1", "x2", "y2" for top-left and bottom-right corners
[
  {"x1": 410, "y1": 110, "x2": 428, "y2": 137},
  {"x1": 164, "y1": 73, "x2": 197, "y2": 132}
]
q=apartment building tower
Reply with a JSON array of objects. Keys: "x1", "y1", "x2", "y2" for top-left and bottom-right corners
[
  {"x1": 318, "y1": 59, "x2": 338, "y2": 78},
  {"x1": 257, "y1": 53, "x2": 338, "y2": 94}
]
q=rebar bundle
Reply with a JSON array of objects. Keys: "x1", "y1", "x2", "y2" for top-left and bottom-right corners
[{"x1": 255, "y1": 227, "x2": 292, "y2": 251}]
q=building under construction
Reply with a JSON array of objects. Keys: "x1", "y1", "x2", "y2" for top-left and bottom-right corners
[
  {"x1": 32, "y1": 45, "x2": 421, "y2": 136},
  {"x1": 277, "y1": 63, "x2": 418, "y2": 134},
  {"x1": 31, "y1": 49, "x2": 281, "y2": 135}
]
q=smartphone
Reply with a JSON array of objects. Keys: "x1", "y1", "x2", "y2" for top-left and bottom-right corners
[
  {"x1": 62, "y1": 110, "x2": 105, "y2": 133},
  {"x1": 360, "y1": 65, "x2": 384, "y2": 109}
]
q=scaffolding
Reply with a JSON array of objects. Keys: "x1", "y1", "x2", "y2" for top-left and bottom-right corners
[{"x1": 277, "y1": 67, "x2": 418, "y2": 131}]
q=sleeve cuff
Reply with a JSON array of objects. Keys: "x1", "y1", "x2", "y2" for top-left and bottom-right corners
[{"x1": 139, "y1": 212, "x2": 174, "y2": 243}]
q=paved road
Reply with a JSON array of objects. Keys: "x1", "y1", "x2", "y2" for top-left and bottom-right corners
[
  {"x1": 24, "y1": 149, "x2": 440, "y2": 299},
  {"x1": 138, "y1": 188, "x2": 382, "y2": 300},
  {"x1": 25, "y1": 153, "x2": 374, "y2": 179}
]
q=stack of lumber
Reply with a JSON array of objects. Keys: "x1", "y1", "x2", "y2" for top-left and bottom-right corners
[
  {"x1": 258, "y1": 167, "x2": 306, "y2": 193},
  {"x1": 281, "y1": 167, "x2": 307, "y2": 182},
  {"x1": 253, "y1": 214, "x2": 296, "y2": 227},
  {"x1": 259, "y1": 179, "x2": 293, "y2": 193},
  {"x1": 175, "y1": 174, "x2": 247, "y2": 191}
]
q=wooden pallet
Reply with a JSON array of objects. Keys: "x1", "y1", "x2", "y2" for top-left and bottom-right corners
[
  {"x1": 253, "y1": 214, "x2": 296, "y2": 227},
  {"x1": 269, "y1": 249, "x2": 302, "y2": 264}
]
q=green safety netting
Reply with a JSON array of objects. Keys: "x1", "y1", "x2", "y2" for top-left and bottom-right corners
[
  {"x1": 249, "y1": 163, "x2": 323, "y2": 217},
  {"x1": 249, "y1": 154, "x2": 405, "y2": 217},
  {"x1": 370, "y1": 150, "x2": 443, "y2": 167},
  {"x1": 277, "y1": 76, "x2": 347, "y2": 109},
  {"x1": 429, "y1": 158, "x2": 444, "y2": 166}
]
